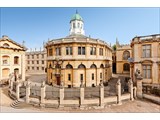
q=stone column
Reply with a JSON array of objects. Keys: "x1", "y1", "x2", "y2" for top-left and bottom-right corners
[
  {"x1": 16, "y1": 81, "x2": 20, "y2": 101},
  {"x1": 26, "y1": 81, "x2": 31, "y2": 103},
  {"x1": 59, "y1": 87, "x2": 64, "y2": 108},
  {"x1": 116, "y1": 79, "x2": 122, "y2": 105},
  {"x1": 133, "y1": 87, "x2": 137, "y2": 99},
  {"x1": 40, "y1": 82, "x2": 46, "y2": 107},
  {"x1": 80, "y1": 86, "x2": 85, "y2": 109},
  {"x1": 128, "y1": 79, "x2": 134, "y2": 101},
  {"x1": 10, "y1": 78, "x2": 14, "y2": 91},
  {"x1": 136, "y1": 79, "x2": 143, "y2": 99},
  {"x1": 21, "y1": 54, "x2": 26, "y2": 81},
  {"x1": 99, "y1": 82, "x2": 104, "y2": 107},
  {"x1": 73, "y1": 69, "x2": 78, "y2": 87}
]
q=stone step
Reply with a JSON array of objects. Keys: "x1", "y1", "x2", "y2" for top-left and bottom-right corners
[{"x1": 10, "y1": 100, "x2": 22, "y2": 108}]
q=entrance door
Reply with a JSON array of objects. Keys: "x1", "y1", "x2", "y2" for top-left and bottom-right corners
[{"x1": 57, "y1": 76, "x2": 60, "y2": 85}]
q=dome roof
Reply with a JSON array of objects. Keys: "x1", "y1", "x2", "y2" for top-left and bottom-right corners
[{"x1": 70, "y1": 11, "x2": 83, "y2": 21}]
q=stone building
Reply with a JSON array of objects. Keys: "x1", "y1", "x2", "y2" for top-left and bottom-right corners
[
  {"x1": 0, "y1": 35, "x2": 26, "y2": 81},
  {"x1": 25, "y1": 48, "x2": 47, "y2": 74},
  {"x1": 131, "y1": 34, "x2": 160, "y2": 84},
  {"x1": 115, "y1": 39, "x2": 132, "y2": 75},
  {"x1": 45, "y1": 11, "x2": 113, "y2": 87}
]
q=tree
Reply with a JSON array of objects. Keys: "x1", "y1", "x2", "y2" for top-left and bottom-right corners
[{"x1": 112, "y1": 44, "x2": 116, "y2": 51}]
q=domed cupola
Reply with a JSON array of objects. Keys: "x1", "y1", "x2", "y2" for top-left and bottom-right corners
[{"x1": 69, "y1": 10, "x2": 85, "y2": 36}]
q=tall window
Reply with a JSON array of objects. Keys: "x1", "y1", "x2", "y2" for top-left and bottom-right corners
[
  {"x1": 68, "y1": 74, "x2": 71, "y2": 81},
  {"x1": 32, "y1": 67, "x2": 34, "y2": 70},
  {"x1": 92, "y1": 73, "x2": 94, "y2": 80},
  {"x1": 37, "y1": 67, "x2": 39, "y2": 70},
  {"x1": 42, "y1": 61, "x2": 44, "y2": 64},
  {"x1": 66, "y1": 47, "x2": 73, "y2": 55},
  {"x1": 78, "y1": 47, "x2": 85, "y2": 55},
  {"x1": 100, "y1": 73, "x2": 102, "y2": 79},
  {"x1": 42, "y1": 54, "x2": 44, "y2": 58},
  {"x1": 28, "y1": 61, "x2": 30, "y2": 64},
  {"x1": 99, "y1": 48, "x2": 103, "y2": 56},
  {"x1": 28, "y1": 67, "x2": 30, "y2": 70},
  {"x1": 32, "y1": 61, "x2": 34, "y2": 64},
  {"x1": 37, "y1": 54, "x2": 39, "y2": 59},
  {"x1": 142, "y1": 44, "x2": 151, "y2": 58},
  {"x1": 73, "y1": 23, "x2": 75, "y2": 28},
  {"x1": 37, "y1": 61, "x2": 39, "y2": 64},
  {"x1": 42, "y1": 67, "x2": 44, "y2": 70},
  {"x1": 2, "y1": 56, "x2": 10, "y2": 65},
  {"x1": 78, "y1": 23, "x2": 80, "y2": 28},
  {"x1": 32, "y1": 55, "x2": 34, "y2": 59},
  {"x1": 48, "y1": 48, "x2": 53, "y2": 56},
  {"x1": 123, "y1": 51, "x2": 130, "y2": 60},
  {"x1": 28, "y1": 55, "x2": 30, "y2": 59},
  {"x1": 14, "y1": 56, "x2": 19, "y2": 64},
  {"x1": 56, "y1": 47, "x2": 61, "y2": 56},
  {"x1": 143, "y1": 65, "x2": 151, "y2": 79},
  {"x1": 90, "y1": 47, "x2": 96, "y2": 55},
  {"x1": 123, "y1": 63, "x2": 130, "y2": 71},
  {"x1": 80, "y1": 74, "x2": 83, "y2": 81}
]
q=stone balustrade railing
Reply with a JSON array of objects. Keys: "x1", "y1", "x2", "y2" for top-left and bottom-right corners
[{"x1": 8, "y1": 79, "x2": 137, "y2": 109}]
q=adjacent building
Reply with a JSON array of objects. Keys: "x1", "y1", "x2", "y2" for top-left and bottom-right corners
[
  {"x1": 131, "y1": 34, "x2": 160, "y2": 84},
  {"x1": 25, "y1": 48, "x2": 47, "y2": 74},
  {"x1": 0, "y1": 35, "x2": 26, "y2": 81},
  {"x1": 45, "y1": 11, "x2": 113, "y2": 87},
  {"x1": 115, "y1": 40, "x2": 131, "y2": 75}
]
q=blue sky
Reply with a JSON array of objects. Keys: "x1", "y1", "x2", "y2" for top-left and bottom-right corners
[{"x1": 0, "y1": 7, "x2": 159, "y2": 50}]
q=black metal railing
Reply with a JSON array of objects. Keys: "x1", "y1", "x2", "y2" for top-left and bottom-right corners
[
  {"x1": 45, "y1": 86, "x2": 59, "y2": 100},
  {"x1": 64, "y1": 88, "x2": 80, "y2": 100},
  {"x1": 143, "y1": 84, "x2": 160, "y2": 97},
  {"x1": 84, "y1": 87, "x2": 100, "y2": 99},
  {"x1": 30, "y1": 85, "x2": 41, "y2": 98}
]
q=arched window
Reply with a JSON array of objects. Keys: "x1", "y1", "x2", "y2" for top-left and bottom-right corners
[
  {"x1": 100, "y1": 64, "x2": 104, "y2": 68},
  {"x1": 78, "y1": 64, "x2": 86, "y2": 69},
  {"x1": 73, "y1": 23, "x2": 75, "y2": 28},
  {"x1": 123, "y1": 63, "x2": 130, "y2": 71},
  {"x1": 14, "y1": 56, "x2": 19, "y2": 64},
  {"x1": 66, "y1": 64, "x2": 73, "y2": 69},
  {"x1": 14, "y1": 68, "x2": 19, "y2": 74},
  {"x1": 3, "y1": 43, "x2": 9, "y2": 47},
  {"x1": 90, "y1": 64, "x2": 97, "y2": 68},
  {"x1": 78, "y1": 23, "x2": 80, "y2": 28},
  {"x1": 123, "y1": 51, "x2": 130, "y2": 60}
]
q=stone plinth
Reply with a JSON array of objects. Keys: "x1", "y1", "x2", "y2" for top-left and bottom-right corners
[{"x1": 136, "y1": 79, "x2": 143, "y2": 98}]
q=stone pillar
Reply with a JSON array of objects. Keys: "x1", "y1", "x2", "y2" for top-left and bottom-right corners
[
  {"x1": 133, "y1": 86, "x2": 137, "y2": 99},
  {"x1": 21, "y1": 54, "x2": 26, "y2": 81},
  {"x1": 26, "y1": 81, "x2": 31, "y2": 103},
  {"x1": 59, "y1": 87, "x2": 64, "y2": 108},
  {"x1": 136, "y1": 79, "x2": 143, "y2": 98},
  {"x1": 10, "y1": 78, "x2": 13, "y2": 91},
  {"x1": 73, "y1": 69, "x2": 78, "y2": 87},
  {"x1": 116, "y1": 79, "x2": 122, "y2": 105},
  {"x1": 16, "y1": 81, "x2": 20, "y2": 101},
  {"x1": 128, "y1": 79, "x2": 134, "y2": 101},
  {"x1": 80, "y1": 86, "x2": 85, "y2": 109},
  {"x1": 99, "y1": 85, "x2": 104, "y2": 107},
  {"x1": 40, "y1": 82, "x2": 46, "y2": 107}
]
